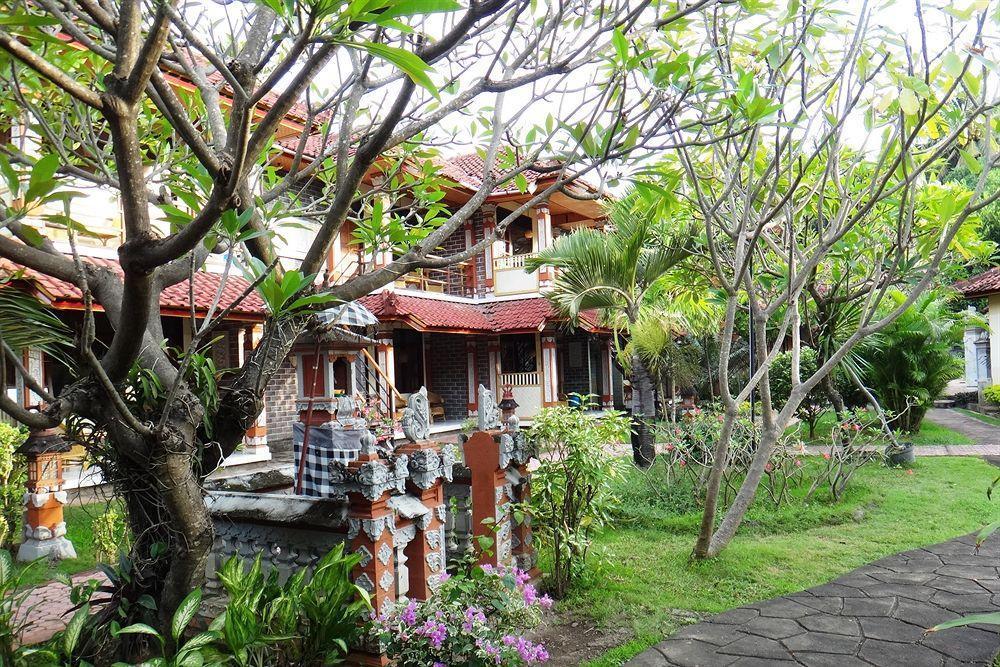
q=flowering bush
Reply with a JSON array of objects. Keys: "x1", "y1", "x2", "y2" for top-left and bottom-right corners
[
  {"x1": 372, "y1": 564, "x2": 551, "y2": 666},
  {"x1": 806, "y1": 408, "x2": 886, "y2": 500},
  {"x1": 654, "y1": 405, "x2": 805, "y2": 507}
]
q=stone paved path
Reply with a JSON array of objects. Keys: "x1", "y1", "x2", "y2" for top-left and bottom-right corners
[
  {"x1": 926, "y1": 409, "x2": 1000, "y2": 446},
  {"x1": 16, "y1": 571, "x2": 109, "y2": 646},
  {"x1": 626, "y1": 533, "x2": 1000, "y2": 666}
]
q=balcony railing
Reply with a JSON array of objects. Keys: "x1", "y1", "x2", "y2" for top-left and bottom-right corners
[
  {"x1": 499, "y1": 371, "x2": 540, "y2": 387},
  {"x1": 493, "y1": 252, "x2": 537, "y2": 271}
]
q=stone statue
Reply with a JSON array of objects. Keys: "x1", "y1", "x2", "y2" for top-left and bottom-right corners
[
  {"x1": 401, "y1": 387, "x2": 431, "y2": 442},
  {"x1": 477, "y1": 384, "x2": 501, "y2": 431},
  {"x1": 335, "y1": 395, "x2": 355, "y2": 422}
]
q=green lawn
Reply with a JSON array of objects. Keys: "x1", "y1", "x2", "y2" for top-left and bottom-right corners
[
  {"x1": 955, "y1": 407, "x2": 1000, "y2": 428},
  {"x1": 14, "y1": 502, "x2": 108, "y2": 589},
  {"x1": 557, "y1": 457, "x2": 999, "y2": 666},
  {"x1": 785, "y1": 411, "x2": 973, "y2": 446}
]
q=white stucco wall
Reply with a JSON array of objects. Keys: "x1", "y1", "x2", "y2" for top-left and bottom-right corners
[{"x1": 989, "y1": 294, "x2": 1000, "y2": 383}]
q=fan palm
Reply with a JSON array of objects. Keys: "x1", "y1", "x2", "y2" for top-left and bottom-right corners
[{"x1": 526, "y1": 192, "x2": 692, "y2": 466}]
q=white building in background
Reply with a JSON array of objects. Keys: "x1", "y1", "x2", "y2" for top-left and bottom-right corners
[{"x1": 956, "y1": 269, "x2": 1000, "y2": 389}]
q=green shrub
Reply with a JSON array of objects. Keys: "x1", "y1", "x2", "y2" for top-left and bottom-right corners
[
  {"x1": 528, "y1": 403, "x2": 630, "y2": 598},
  {"x1": 0, "y1": 424, "x2": 26, "y2": 551},
  {"x1": 769, "y1": 347, "x2": 826, "y2": 439},
  {"x1": 92, "y1": 502, "x2": 131, "y2": 565},
  {"x1": 983, "y1": 385, "x2": 1000, "y2": 405}
]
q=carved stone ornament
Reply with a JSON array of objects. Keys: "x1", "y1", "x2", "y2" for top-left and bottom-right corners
[
  {"x1": 499, "y1": 430, "x2": 534, "y2": 470},
  {"x1": 406, "y1": 444, "x2": 457, "y2": 490},
  {"x1": 335, "y1": 395, "x2": 356, "y2": 422},
  {"x1": 401, "y1": 387, "x2": 431, "y2": 443},
  {"x1": 477, "y1": 384, "x2": 501, "y2": 431},
  {"x1": 329, "y1": 453, "x2": 407, "y2": 501}
]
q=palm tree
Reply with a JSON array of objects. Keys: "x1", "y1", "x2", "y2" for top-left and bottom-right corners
[{"x1": 526, "y1": 193, "x2": 691, "y2": 466}]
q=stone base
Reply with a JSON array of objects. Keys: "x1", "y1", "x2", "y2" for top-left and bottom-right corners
[
  {"x1": 18, "y1": 536, "x2": 77, "y2": 562},
  {"x1": 222, "y1": 446, "x2": 272, "y2": 467}
]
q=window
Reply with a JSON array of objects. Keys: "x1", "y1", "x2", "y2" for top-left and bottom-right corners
[{"x1": 500, "y1": 334, "x2": 536, "y2": 373}]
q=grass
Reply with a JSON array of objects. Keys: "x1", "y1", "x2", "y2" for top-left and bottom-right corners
[
  {"x1": 557, "y1": 457, "x2": 1000, "y2": 666},
  {"x1": 14, "y1": 502, "x2": 109, "y2": 589},
  {"x1": 785, "y1": 411, "x2": 973, "y2": 446},
  {"x1": 956, "y1": 407, "x2": 1000, "y2": 427}
]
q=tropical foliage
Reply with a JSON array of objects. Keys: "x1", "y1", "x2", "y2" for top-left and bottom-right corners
[
  {"x1": 528, "y1": 401, "x2": 630, "y2": 597},
  {"x1": 860, "y1": 291, "x2": 967, "y2": 432},
  {"x1": 0, "y1": 424, "x2": 25, "y2": 550}
]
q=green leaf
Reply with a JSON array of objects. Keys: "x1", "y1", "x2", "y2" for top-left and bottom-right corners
[
  {"x1": 612, "y1": 27, "x2": 629, "y2": 62},
  {"x1": 114, "y1": 623, "x2": 161, "y2": 637},
  {"x1": 942, "y1": 51, "x2": 964, "y2": 78},
  {"x1": 898, "y1": 87, "x2": 919, "y2": 116},
  {"x1": 959, "y1": 148, "x2": 982, "y2": 175},
  {"x1": 929, "y1": 611, "x2": 1000, "y2": 632},
  {"x1": 63, "y1": 605, "x2": 91, "y2": 657},
  {"x1": 25, "y1": 153, "x2": 60, "y2": 202},
  {"x1": 375, "y1": 0, "x2": 460, "y2": 18},
  {"x1": 347, "y1": 41, "x2": 438, "y2": 99},
  {"x1": 171, "y1": 589, "x2": 200, "y2": 643}
]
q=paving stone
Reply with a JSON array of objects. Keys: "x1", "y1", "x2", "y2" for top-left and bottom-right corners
[
  {"x1": 730, "y1": 658, "x2": 795, "y2": 666},
  {"x1": 864, "y1": 583, "x2": 937, "y2": 602},
  {"x1": 841, "y1": 597, "x2": 898, "y2": 617},
  {"x1": 928, "y1": 590, "x2": 994, "y2": 614},
  {"x1": 934, "y1": 565, "x2": 999, "y2": 581},
  {"x1": 672, "y1": 623, "x2": 744, "y2": 646},
  {"x1": 654, "y1": 639, "x2": 738, "y2": 666},
  {"x1": 717, "y1": 635, "x2": 791, "y2": 660},
  {"x1": 742, "y1": 616, "x2": 804, "y2": 640},
  {"x1": 782, "y1": 631, "x2": 862, "y2": 655},
  {"x1": 792, "y1": 596, "x2": 844, "y2": 614},
  {"x1": 859, "y1": 616, "x2": 925, "y2": 642},
  {"x1": 927, "y1": 575, "x2": 990, "y2": 596},
  {"x1": 892, "y1": 598, "x2": 956, "y2": 628},
  {"x1": 755, "y1": 598, "x2": 816, "y2": 619},
  {"x1": 711, "y1": 608, "x2": 760, "y2": 625},
  {"x1": 797, "y1": 614, "x2": 860, "y2": 636},
  {"x1": 832, "y1": 572, "x2": 883, "y2": 589},
  {"x1": 807, "y1": 583, "x2": 868, "y2": 598},
  {"x1": 919, "y1": 625, "x2": 1000, "y2": 663},
  {"x1": 796, "y1": 653, "x2": 871, "y2": 667},
  {"x1": 624, "y1": 650, "x2": 672, "y2": 666},
  {"x1": 859, "y1": 639, "x2": 945, "y2": 667},
  {"x1": 869, "y1": 570, "x2": 938, "y2": 586}
]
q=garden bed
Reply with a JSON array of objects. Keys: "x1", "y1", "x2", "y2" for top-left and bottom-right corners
[
  {"x1": 548, "y1": 456, "x2": 1000, "y2": 666},
  {"x1": 784, "y1": 412, "x2": 973, "y2": 446}
]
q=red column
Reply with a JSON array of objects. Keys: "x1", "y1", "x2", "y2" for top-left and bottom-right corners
[
  {"x1": 463, "y1": 430, "x2": 511, "y2": 568},
  {"x1": 398, "y1": 441, "x2": 446, "y2": 601},
  {"x1": 346, "y1": 451, "x2": 397, "y2": 621},
  {"x1": 466, "y1": 340, "x2": 478, "y2": 416}
]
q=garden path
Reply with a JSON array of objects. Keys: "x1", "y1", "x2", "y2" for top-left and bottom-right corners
[
  {"x1": 625, "y1": 533, "x2": 1000, "y2": 666},
  {"x1": 16, "y1": 570, "x2": 109, "y2": 646}
]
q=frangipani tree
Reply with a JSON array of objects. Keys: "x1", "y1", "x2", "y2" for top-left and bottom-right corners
[
  {"x1": 638, "y1": 0, "x2": 1000, "y2": 558},
  {"x1": 0, "y1": 0, "x2": 727, "y2": 628}
]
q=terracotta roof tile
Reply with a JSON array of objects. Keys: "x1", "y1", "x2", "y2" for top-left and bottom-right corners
[
  {"x1": 955, "y1": 267, "x2": 1000, "y2": 298},
  {"x1": 0, "y1": 257, "x2": 266, "y2": 319},
  {"x1": 359, "y1": 291, "x2": 602, "y2": 333}
]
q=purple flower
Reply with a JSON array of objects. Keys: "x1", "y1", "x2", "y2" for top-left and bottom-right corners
[
  {"x1": 522, "y1": 584, "x2": 538, "y2": 606},
  {"x1": 400, "y1": 600, "x2": 418, "y2": 626},
  {"x1": 538, "y1": 594, "x2": 554, "y2": 610}
]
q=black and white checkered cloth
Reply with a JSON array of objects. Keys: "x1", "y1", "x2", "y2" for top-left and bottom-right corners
[
  {"x1": 292, "y1": 422, "x2": 365, "y2": 497},
  {"x1": 318, "y1": 301, "x2": 379, "y2": 328}
]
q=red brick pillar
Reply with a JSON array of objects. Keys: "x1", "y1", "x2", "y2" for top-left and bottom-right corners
[
  {"x1": 463, "y1": 429, "x2": 512, "y2": 567},
  {"x1": 398, "y1": 440, "x2": 447, "y2": 601},
  {"x1": 466, "y1": 340, "x2": 479, "y2": 416}
]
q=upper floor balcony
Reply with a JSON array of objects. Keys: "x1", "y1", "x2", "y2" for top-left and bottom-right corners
[{"x1": 492, "y1": 253, "x2": 539, "y2": 296}]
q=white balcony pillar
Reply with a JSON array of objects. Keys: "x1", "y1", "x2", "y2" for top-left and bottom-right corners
[
  {"x1": 482, "y1": 204, "x2": 498, "y2": 291},
  {"x1": 541, "y1": 334, "x2": 559, "y2": 406},
  {"x1": 533, "y1": 203, "x2": 553, "y2": 287}
]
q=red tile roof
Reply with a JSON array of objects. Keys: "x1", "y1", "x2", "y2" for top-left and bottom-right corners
[
  {"x1": 955, "y1": 267, "x2": 1000, "y2": 298},
  {"x1": 1, "y1": 257, "x2": 266, "y2": 320},
  {"x1": 359, "y1": 291, "x2": 603, "y2": 333}
]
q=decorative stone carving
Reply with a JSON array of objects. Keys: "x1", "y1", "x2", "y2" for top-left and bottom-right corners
[
  {"x1": 378, "y1": 542, "x2": 393, "y2": 565},
  {"x1": 356, "y1": 573, "x2": 375, "y2": 593},
  {"x1": 379, "y1": 569, "x2": 394, "y2": 591},
  {"x1": 499, "y1": 430, "x2": 533, "y2": 470},
  {"x1": 477, "y1": 384, "x2": 501, "y2": 431},
  {"x1": 328, "y1": 453, "x2": 408, "y2": 501},
  {"x1": 406, "y1": 444, "x2": 458, "y2": 490},
  {"x1": 335, "y1": 395, "x2": 356, "y2": 422},
  {"x1": 401, "y1": 387, "x2": 431, "y2": 442}
]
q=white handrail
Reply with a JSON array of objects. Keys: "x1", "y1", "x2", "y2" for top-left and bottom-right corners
[{"x1": 499, "y1": 371, "x2": 540, "y2": 387}]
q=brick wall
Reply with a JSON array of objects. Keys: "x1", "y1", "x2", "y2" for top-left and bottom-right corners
[
  {"x1": 475, "y1": 337, "x2": 492, "y2": 392},
  {"x1": 560, "y1": 331, "x2": 592, "y2": 398},
  {"x1": 265, "y1": 357, "x2": 297, "y2": 452},
  {"x1": 435, "y1": 208, "x2": 491, "y2": 297},
  {"x1": 426, "y1": 333, "x2": 469, "y2": 420},
  {"x1": 471, "y1": 210, "x2": 489, "y2": 297}
]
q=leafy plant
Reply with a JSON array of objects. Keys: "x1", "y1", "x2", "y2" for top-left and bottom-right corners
[
  {"x1": 213, "y1": 544, "x2": 368, "y2": 666},
  {"x1": 861, "y1": 290, "x2": 967, "y2": 432},
  {"x1": 0, "y1": 424, "x2": 26, "y2": 550},
  {"x1": 0, "y1": 551, "x2": 60, "y2": 666},
  {"x1": 92, "y1": 502, "x2": 131, "y2": 565},
  {"x1": 769, "y1": 347, "x2": 826, "y2": 440},
  {"x1": 983, "y1": 384, "x2": 1000, "y2": 405},
  {"x1": 528, "y1": 399, "x2": 630, "y2": 597},
  {"x1": 372, "y1": 564, "x2": 550, "y2": 666},
  {"x1": 111, "y1": 588, "x2": 225, "y2": 667}
]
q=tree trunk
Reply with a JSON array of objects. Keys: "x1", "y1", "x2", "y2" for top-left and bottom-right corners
[
  {"x1": 692, "y1": 406, "x2": 736, "y2": 558},
  {"x1": 630, "y1": 352, "x2": 656, "y2": 467}
]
